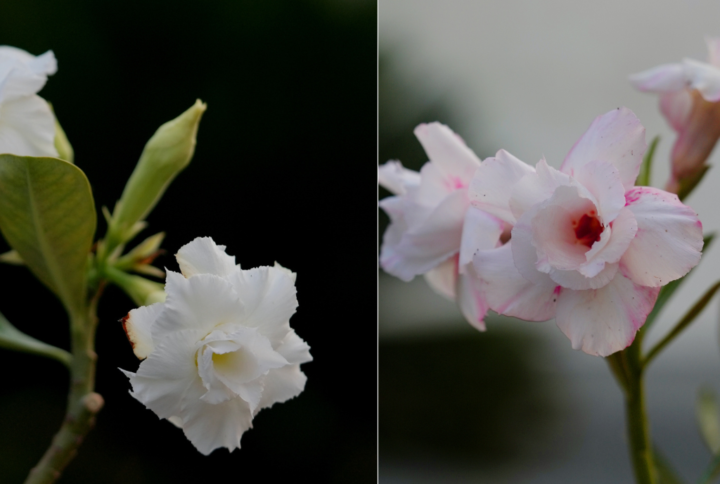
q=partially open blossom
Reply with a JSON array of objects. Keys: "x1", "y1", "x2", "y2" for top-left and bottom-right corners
[
  {"x1": 0, "y1": 46, "x2": 58, "y2": 157},
  {"x1": 121, "y1": 237, "x2": 312, "y2": 454},
  {"x1": 470, "y1": 108, "x2": 703, "y2": 356},
  {"x1": 630, "y1": 37, "x2": 720, "y2": 193},
  {"x1": 378, "y1": 122, "x2": 504, "y2": 330}
]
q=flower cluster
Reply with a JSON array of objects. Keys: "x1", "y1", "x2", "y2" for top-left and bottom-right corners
[
  {"x1": 379, "y1": 108, "x2": 704, "y2": 356},
  {"x1": 0, "y1": 46, "x2": 58, "y2": 157},
  {"x1": 121, "y1": 237, "x2": 312, "y2": 454}
]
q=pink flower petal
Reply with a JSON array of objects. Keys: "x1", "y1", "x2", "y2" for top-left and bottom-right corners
[
  {"x1": 707, "y1": 36, "x2": 720, "y2": 67},
  {"x1": 508, "y1": 159, "x2": 575, "y2": 221},
  {"x1": 684, "y1": 58, "x2": 720, "y2": 102},
  {"x1": 457, "y1": 265, "x2": 489, "y2": 331},
  {"x1": 414, "y1": 122, "x2": 481, "y2": 184},
  {"x1": 572, "y1": 160, "x2": 626, "y2": 223},
  {"x1": 621, "y1": 187, "x2": 703, "y2": 286},
  {"x1": 560, "y1": 107, "x2": 647, "y2": 191},
  {"x1": 458, "y1": 206, "x2": 505, "y2": 268},
  {"x1": 473, "y1": 243, "x2": 559, "y2": 321},
  {"x1": 582, "y1": 207, "x2": 638, "y2": 275},
  {"x1": 555, "y1": 272, "x2": 660, "y2": 357},
  {"x1": 548, "y1": 262, "x2": 618, "y2": 291},
  {"x1": 378, "y1": 160, "x2": 421, "y2": 196},
  {"x1": 469, "y1": 149, "x2": 534, "y2": 224},
  {"x1": 629, "y1": 63, "x2": 688, "y2": 92},
  {"x1": 423, "y1": 256, "x2": 457, "y2": 300},
  {"x1": 660, "y1": 90, "x2": 693, "y2": 132},
  {"x1": 381, "y1": 189, "x2": 468, "y2": 281}
]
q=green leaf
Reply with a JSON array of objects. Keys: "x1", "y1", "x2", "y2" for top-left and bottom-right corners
[
  {"x1": 654, "y1": 445, "x2": 685, "y2": 484},
  {"x1": 644, "y1": 233, "x2": 715, "y2": 333},
  {"x1": 0, "y1": 310, "x2": 71, "y2": 367},
  {"x1": 645, "y1": 279, "x2": 720, "y2": 367},
  {"x1": 0, "y1": 155, "x2": 96, "y2": 316},
  {"x1": 637, "y1": 135, "x2": 659, "y2": 187},
  {"x1": 697, "y1": 388, "x2": 720, "y2": 454},
  {"x1": 678, "y1": 165, "x2": 710, "y2": 201}
]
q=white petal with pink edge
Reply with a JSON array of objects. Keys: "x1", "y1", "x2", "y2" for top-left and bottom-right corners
[
  {"x1": 683, "y1": 58, "x2": 720, "y2": 102},
  {"x1": 414, "y1": 122, "x2": 481, "y2": 183},
  {"x1": 378, "y1": 160, "x2": 421, "y2": 196},
  {"x1": 469, "y1": 149, "x2": 534, "y2": 224},
  {"x1": 457, "y1": 265, "x2": 489, "y2": 331},
  {"x1": 423, "y1": 257, "x2": 457, "y2": 300},
  {"x1": 620, "y1": 187, "x2": 703, "y2": 287},
  {"x1": 458, "y1": 206, "x2": 504, "y2": 268},
  {"x1": 572, "y1": 160, "x2": 626, "y2": 223},
  {"x1": 629, "y1": 63, "x2": 688, "y2": 92},
  {"x1": 380, "y1": 189, "x2": 467, "y2": 281},
  {"x1": 560, "y1": 107, "x2": 646, "y2": 191},
  {"x1": 555, "y1": 272, "x2": 660, "y2": 357},
  {"x1": 473, "y1": 243, "x2": 559, "y2": 321}
]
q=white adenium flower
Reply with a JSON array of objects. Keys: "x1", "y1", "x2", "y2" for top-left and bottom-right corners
[
  {"x1": 0, "y1": 46, "x2": 58, "y2": 157},
  {"x1": 629, "y1": 37, "x2": 720, "y2": 192},
  {"x1": 470, "y1": 108, "x2": 704, "y2": 357},
  {"x1": 378, "y1": 122, "x2": 504, "y2": 330},
  {"x1": 121, "y1": 237, "x2": 312, "y2": 455}
]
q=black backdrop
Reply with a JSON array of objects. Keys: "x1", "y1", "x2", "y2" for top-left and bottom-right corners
[{"x1": 0, "y1": 1, "x2": 377, "y2": 482}]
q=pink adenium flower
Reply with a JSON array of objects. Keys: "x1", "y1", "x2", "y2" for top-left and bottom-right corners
[
  {"x1": 378, "y1": 122, "x2": 504, "y2": 330},
  {"x1": 470, "y1": 108, "x2": 704, "y2": 356},
  {"x1": 630, "y1": 37, "x2": 720, "y2": 193}
]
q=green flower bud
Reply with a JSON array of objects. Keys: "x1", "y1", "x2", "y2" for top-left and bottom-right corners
[
  {"x1": 105, "y1": 266, "x2": 166, "y2": 306},
  {"x1": 107, "y1": 100, "x2": 206, "y2": 248},
  {"x1": 53, "y1": 110, "x2": 74, "y2": 163}
]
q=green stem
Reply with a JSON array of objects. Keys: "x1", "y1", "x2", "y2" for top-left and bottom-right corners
[
  {"x1": 621, "y1": 336, "x2": 656, "y2": 484},
  {"x1": 24, "y1": 284, "x2": 105, "y2": 484}
]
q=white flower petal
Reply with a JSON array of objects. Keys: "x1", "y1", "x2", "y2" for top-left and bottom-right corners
[
  {"x1": 508, "y1": 159, "x2": 580, "y2": 222},
  {"x1": 176, "y1": 237, "x2": 237, "y2": 278},
  {"x1": 584, "y1": 207, "x2": 638, "y2": 269},
  {"x1": 629, "y1": 63, "x2": 688, "y2": 92},
  {"x1": 423, "y1": 257, "x2": 457, "y2": 300},
  {"x1": 707, "y1": 36, "x2": 720, "y2": 67},
  {"x1": 257, "y1": 365, "x2": 308, "y2": 412},
  {"x1": 0, "y1": 47, "x2": 56, "y2": 76},
  {"x1": 123, "y1": 330, "x2": 198, "y2": 419},
  {"x1": 378, "y1": 160, "x2": 420, "y2": 196},
  {"x1": 555, "y1": 273, "x2": 660, "y2": 357},
  {"x1": 156, "y1": 271, "x2": 244, "y2": 339},
  {"x1": 470, "y1": 149, "x2": 534, "y2": 224},
  {"x1": 548, "y1": 262, "x2": 618, "y2": 291},
  {"x1": 684, "y1": 58, "x2": 720, "y2": 102},
  {"x1": 560, "y1": 107, "x2": 646, "y2": 191},
  {"x1": 473, "y1": 243, "x2": 559, "y2": 321},
  {"x1": 122, "y1": 302, "x2": 164, "y2": 360},
  {"x1": 0, "y1": 95, "x2": 58, "y2": 157},
  {"x1": 621, "y1": 187, "x2": 703, "y2": 286},
  {"x1": 227, "y1": 264, "x2": 297, "y2": 345},
  {"x1": 413, "y1": 122, "x2": 481, "y2": 183},
  {"x1": 276, "y1": 329, "x2": 313, "y2": 365},
  {"x1": 179, "y1": 378, "x2": 254, "y2": 455}
]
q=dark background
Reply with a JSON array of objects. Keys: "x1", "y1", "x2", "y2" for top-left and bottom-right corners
[{"x1": 0, "y1": 1, "x2": 377, "y2": 482}]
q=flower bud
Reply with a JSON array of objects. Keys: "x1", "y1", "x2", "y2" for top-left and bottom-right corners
[
  {"x1": 107, "y1": 100, "x2": 206, "y2": 247},
  {"x1": 665, "y1": 90, "x2": 720, "y2": 194},
  {"x1": 49, "y1": 102, "x2": 74, "y2": 163},
  {"x1": 106, "y1": 266, "x2": 166, "y2": 306}
]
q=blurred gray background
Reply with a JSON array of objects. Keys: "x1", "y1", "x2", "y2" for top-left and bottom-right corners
[{"x1": 379, "y1": 1, "x2": 720, "y2": 482}]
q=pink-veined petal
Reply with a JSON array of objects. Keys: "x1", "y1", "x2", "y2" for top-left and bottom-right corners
[
  {"x1": 423, "y1": 256, "x2": 457, "y2": 300},
  {"x1": 660, "y1": 90, "x2": 693, "y2": 132},
  {"x1": 414, "y1": 122, "x2": 481, "y2": 183},
  {"x1": 621, "y1": 187, "x2": 703, "y2": 286},
  {"x1": 555, "y1": 272, "x2": 660, "y2": 357},
  {"x1": 469, "y1": 149, "x2": 534, "y2": 224},
  {"x1": 473, "y1": 243, "x2": 559, "y2": 321},
  {"x1": 176, "y1": 237, "x2": 238, "y2": 278},
  {"x1": 122, "y1": 302, "x2": 164, "y2": 360},
  {"x1": 629, "y1": 63, "x2": 688, "y2": 92},
  {"x1": 561, "y1": 108, "x2": 647, "y2": 191},
  {"x1": 378, "y1": 160, "x2": 420, "y2": 196},
  {"x1": 380, "y1": 189, "x2": 467, "y2": 281}
]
